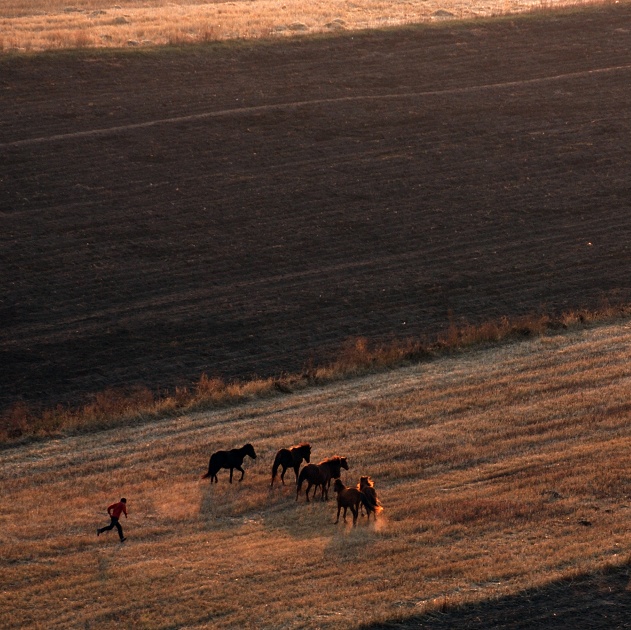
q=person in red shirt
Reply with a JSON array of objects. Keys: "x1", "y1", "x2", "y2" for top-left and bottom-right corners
[{"x1": 97, "y1": 498, "x2": 127, "y2": 542}]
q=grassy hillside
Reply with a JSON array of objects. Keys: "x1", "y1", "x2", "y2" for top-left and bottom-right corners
[
  {"x1": 2, "y1": 320, "x2": 631, "y2": 628},
  {"x1": 1, "y1": 0, "x2": 599, "y2": 52}
]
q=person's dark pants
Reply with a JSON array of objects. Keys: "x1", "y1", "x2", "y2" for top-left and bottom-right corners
[{"x1": 98, "y1": 517, "x2": 124, "y2": 540}]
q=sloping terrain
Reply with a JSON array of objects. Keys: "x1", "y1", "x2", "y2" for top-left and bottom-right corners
[
  {"x1": 2, "y1": 5, "x2": 631, "y2": 413},
  {"x1": 2, "y1": 321, "x2": 631, "y2": 628},
  {"x1": 363, "y1": 563, "x2": 631, "y2": 629},
  {"x1": 0, "y1": 0, "x2": 590, "y2": 51}
]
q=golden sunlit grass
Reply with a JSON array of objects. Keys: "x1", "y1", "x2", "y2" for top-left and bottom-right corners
[
  {"x1": 0, "y1": 0, "x2": 608, "y2": 52},
  {"x1": 0, "y1": 306, "x2": 629, "y2": 443},
  {"x1": 2, "y1": 304, "x2": 629, "y2": 443},
  {"x1": 2, "y1": 317, "x2": 631, "y2": 627}
]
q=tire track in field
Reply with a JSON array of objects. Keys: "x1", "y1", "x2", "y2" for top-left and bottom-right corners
[{"x1": 2, "y1": 63, "x2": 631, "y2": 149}]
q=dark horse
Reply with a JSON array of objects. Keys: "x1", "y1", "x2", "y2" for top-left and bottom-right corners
[
  {"x1": 271, "y1": 443, "x2": 311, "y2": 487},
  {"x1": 202, "y1": 443, "x2": 257, "y2": 483},
  {"x1": 357, "y1": 475, "x2": 382, "y2": 520},
  {"x1": 333, "y1": 479, "x2": 362, "y2": 525},
  {"x1": 296, "y1": 456, "x2": 349, "y2": 502}
]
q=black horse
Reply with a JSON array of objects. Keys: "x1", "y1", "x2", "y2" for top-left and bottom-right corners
[
  {"x1": 271, "y1": 443, "x2": 311, "y2": 487},
  {"x1": 296, "y1": 455, "x2": 349, "y2": 502},
  {"x1": 202, "y1": 443, "x2": 257, "y2": 483}
]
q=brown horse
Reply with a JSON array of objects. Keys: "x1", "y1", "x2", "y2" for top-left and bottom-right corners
[
  {"x1": 296, "y1": 456, "x2": 349, "y2": 502},
  {"x1": 202, "y1": 443, "x2": 257, "y2": 483},
  {"x1": 270, "y1": 443, "x2": 311, "y2": 487},
  {"x1": 358, "y1": 476, "x2": 382, "y2": 520},
  {"x1": 333, "y1": 479, "x2": 362, "y2": 525}
]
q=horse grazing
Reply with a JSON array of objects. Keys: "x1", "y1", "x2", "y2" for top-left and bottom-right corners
[
  {"x1": 333, "y1": 479, "x2": 363, "y2": 525},
  {"x1": 271, "y1": 443, "x2": 311, "y2": 487},
  {"x1": 358, "y1": 476, "x2": 383, "y2": 520},
  {"x1": 296, "y1": 455, "x2": 349, "y2": 502},
  {"x1": 202, "y1": 443, "x2": 257, "y2": 483}
]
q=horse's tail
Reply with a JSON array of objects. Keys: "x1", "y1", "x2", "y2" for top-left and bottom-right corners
[
  {"x1": 372, "y1": 492, "x2": 383, "y2": 511},
  {"x1": 360, "y1": 490, "x2": 383, "y2": 513},
  {"x1": 201, "y1": 455, "x2": 214, "y2": 479},
  {"x1": 271, "y1": 452, "x2": 282, "y2": 486},
  {"x1": 297, "y1": 467, "x2": 307, "y2": 490},
  {"x1": 296, "y1": 466, "x2": 308, "y2": 498}
]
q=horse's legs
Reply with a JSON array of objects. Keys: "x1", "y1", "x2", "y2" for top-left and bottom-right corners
[
  {"x1": 237, "y1": 466, "x2": 245, "y2": 482},
  {"x1": 229, "y1": 468, "x2": 234, "y2": 483},
  {"x1": 305, "y1": 482, "x2": 312, "y2": 503},
  {"x1": 335, "y1": 505, "x2": 341, "y2": 524},
  {"x1": 351, "y1": 506, "x2": 358, "y2": 526},
  {"x1": 280, "y1": 466, "x2": 286, "y2": 485}
]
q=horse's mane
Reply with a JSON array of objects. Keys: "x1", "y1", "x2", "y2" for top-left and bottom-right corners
[
  {"x1": 318, "y1": 455, "x2": 343, "y2": 465},
  {"x1": 359, "y1": 476, "x2": 374, "y2": 488}
]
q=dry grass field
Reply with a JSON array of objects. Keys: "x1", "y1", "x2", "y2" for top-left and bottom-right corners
[
  {"x1": 3, "y1": 5, "x2": 631, "y2": 624},
  {"x1": 2, "y1": 320, "x2": 631, "y2": 628},
  {"x1": 0, "y1": 0, "x2": 603, "y2": 52}
]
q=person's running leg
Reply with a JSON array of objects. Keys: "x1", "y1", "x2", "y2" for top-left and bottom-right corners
[{"x1": 98, "y1": 517, "x2": 118, "y2": 536}]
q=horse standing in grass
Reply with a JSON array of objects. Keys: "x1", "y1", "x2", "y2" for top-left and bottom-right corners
[
  {"x1": 296, "y1": 455, "x2": 349, "y2": 502},
  {"x1": 202, "y1": 443, "x2": 257, "y2": 483},
  {"x1": 358, "y1": 476, "x2": 382, "y2": 520},
  {"x1": 333, "y1": 479, "x2": 363, "y2": 525},
  {"x1": 271, "y1": 443, "x2": 311, "y2": 487}
]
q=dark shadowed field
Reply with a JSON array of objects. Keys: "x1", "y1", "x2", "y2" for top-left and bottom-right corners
[
  {"x1": 363, "y1": 563, "x2": 631, "y2": 629},
  {"x1": 2, "y1": 4, "x2": 631, "y2": 412}
]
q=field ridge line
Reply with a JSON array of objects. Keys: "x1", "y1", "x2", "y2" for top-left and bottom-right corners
[{"x1": 2, "y1": 63, "x2": 631, "y2": 148}]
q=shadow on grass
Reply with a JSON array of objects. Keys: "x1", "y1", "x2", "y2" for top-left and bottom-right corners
[
  {"x1": 362, "y1": 562, "x2": 631, "y2": 629},
  {"x1": 198, "y1": 476, "x2": 336, "y2": 539}
]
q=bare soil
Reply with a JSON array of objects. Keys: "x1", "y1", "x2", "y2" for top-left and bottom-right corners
[{"x1": 2, "y1": 3, "x2": 631, "y2": 412}]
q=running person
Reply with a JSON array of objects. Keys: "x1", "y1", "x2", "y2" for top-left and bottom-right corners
[{"x1": 97, "y1": 498, "x2": 127, "y2": 542}]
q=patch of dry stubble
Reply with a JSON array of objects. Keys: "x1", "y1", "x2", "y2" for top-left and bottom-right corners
[
  {"x1": 2, "y1": 320, "x2": 631, "y2": 627},
  {"x1": 0, "y1": 0, "x2": 606, "y2": 52}
]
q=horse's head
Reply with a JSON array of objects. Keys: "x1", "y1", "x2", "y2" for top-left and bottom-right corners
[
  {"x1": 245, "y1": 443, "x2": 257, "y2": 459},
  {"x1": 303, "y1": 443, "x2": 312, "y2": 463},
  {"x1": 333, "y1": 478, "x2": 345, "y2": 493},
  {"x1": 359, "y1": 475, "x2": 373, "y2": 489},
  {"x1": 340, "y1": 457, "x2": 349, "y2": 471}
]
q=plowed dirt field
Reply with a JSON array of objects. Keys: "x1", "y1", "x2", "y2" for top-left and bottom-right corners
[{"x1": 2, "y1": 3, "x2": 631, "y2": 411}]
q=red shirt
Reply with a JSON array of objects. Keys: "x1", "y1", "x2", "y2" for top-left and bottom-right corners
[{"x1": 108, "y1": 501, "x2": 127, "y2": 519}]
